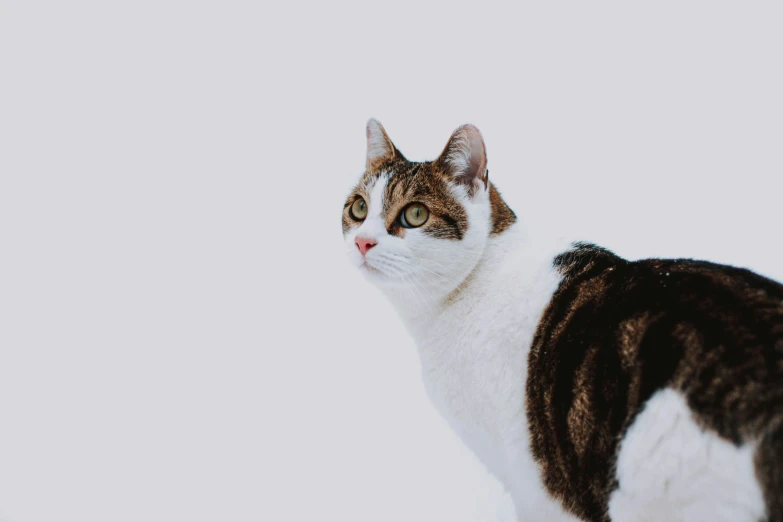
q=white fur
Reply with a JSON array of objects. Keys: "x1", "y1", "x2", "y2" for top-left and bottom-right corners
[
  {"x1": 609, "y1": 389, "x2": 765, "y2": 522},
  {"x1": 407, "y1": 225, "x2": 582, "y2": 522}
]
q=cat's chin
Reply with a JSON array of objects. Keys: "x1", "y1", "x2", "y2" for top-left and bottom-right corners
[{"x1": 357, "y1": 262, "x2": 401, "y2": 285}]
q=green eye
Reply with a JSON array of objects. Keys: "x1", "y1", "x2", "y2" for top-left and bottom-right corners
[
  {"x1": 400, "y1": 203, "x2": 429, "y2": 228},
  {"x1": 350, "y1": 197, "x2": 368, "y2": 220}
]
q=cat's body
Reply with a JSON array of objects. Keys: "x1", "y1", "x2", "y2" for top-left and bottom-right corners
[{"x1": 343, "y1": 120, "x2": 783, "y2": 521}]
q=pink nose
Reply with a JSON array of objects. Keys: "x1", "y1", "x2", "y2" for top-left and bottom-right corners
[{"x1": 355, "y1": 237, "x2": 377, "y2": 256}]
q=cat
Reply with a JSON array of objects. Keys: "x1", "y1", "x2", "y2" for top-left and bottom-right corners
[{"x1": 342, "y1": 119, "x2": 783, "y2": 522}]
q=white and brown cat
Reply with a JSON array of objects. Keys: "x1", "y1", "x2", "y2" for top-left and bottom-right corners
[{"x1": 342, "y1": 119, "x2": 783, "y2": 522}]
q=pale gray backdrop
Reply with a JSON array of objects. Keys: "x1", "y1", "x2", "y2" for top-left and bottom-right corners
[{"x1": 1, "y1": 1, "x2": 781, "y2": 521}]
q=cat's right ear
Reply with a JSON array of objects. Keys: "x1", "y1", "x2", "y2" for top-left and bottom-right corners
[
  {"x1": 435, "y1": 124, "x2": 488, "y2": 197},
  {"x1": 366, "y1": 119, "x2": 402, "y2": 171}
]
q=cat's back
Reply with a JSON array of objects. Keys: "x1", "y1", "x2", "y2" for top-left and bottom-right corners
[{"x1": 527, "y1": 243, "x2": 783, "y2": 522}]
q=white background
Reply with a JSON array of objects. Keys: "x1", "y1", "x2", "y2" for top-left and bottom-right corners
[{"x1": 1, "y1": 1, "x2": 782, "y2": 521}]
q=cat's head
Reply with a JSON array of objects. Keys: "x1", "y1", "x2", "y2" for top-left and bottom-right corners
[{"x1": 343, "y1": 119, "x2": 515, "y2": 307}]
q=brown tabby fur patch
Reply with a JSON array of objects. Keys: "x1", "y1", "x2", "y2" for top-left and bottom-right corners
[
  {"x1": 343, "y1": 157, "x2": 516, "y2": 240},
  {"x1": 488, "y1": 179, "x2": 516, "y2": 236},
  {"x1": 527, "y1": 242, "x2": 783, "y2": 522}
]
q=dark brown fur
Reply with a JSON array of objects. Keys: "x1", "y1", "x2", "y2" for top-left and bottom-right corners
[{"x1": 527, "y1": 243, "x2": 783, "y2": 522}]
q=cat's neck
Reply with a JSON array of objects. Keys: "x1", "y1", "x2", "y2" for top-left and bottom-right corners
[{"x1": 382, "y1": 223, "x2": 568, "y2": 340}]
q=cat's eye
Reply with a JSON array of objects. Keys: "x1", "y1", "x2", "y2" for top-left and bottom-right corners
[
  {"x1": 400, "y1": 203, "x2": 429, "y2": 228},
  {"x1": 350, "y1": 197, "x2": 368, "y2": 220}
]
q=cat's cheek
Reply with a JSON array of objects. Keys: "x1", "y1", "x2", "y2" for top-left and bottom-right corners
[{"x1": 398, "y1": 229, "x2": 428, "y2": 255}]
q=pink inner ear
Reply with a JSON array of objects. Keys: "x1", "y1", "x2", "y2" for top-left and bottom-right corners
[
  {"x1": 463, "y1": 126, "x2": 487, "y2": 175},
  {"x1": 444, "y1": 124, "x2": 487, "y2": 191}
]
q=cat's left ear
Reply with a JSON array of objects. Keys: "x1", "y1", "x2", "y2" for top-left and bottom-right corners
[
  {"x1": 366, "y1": 118, "x2": 404, "y2": 171},
  {"x1": 436, "y1": 124, "x2": 489, "y2": 196}
]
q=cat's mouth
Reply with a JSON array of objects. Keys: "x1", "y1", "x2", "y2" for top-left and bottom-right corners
[{"x1": 358, "y1": 259, "x2": 397, "y2": 281}]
